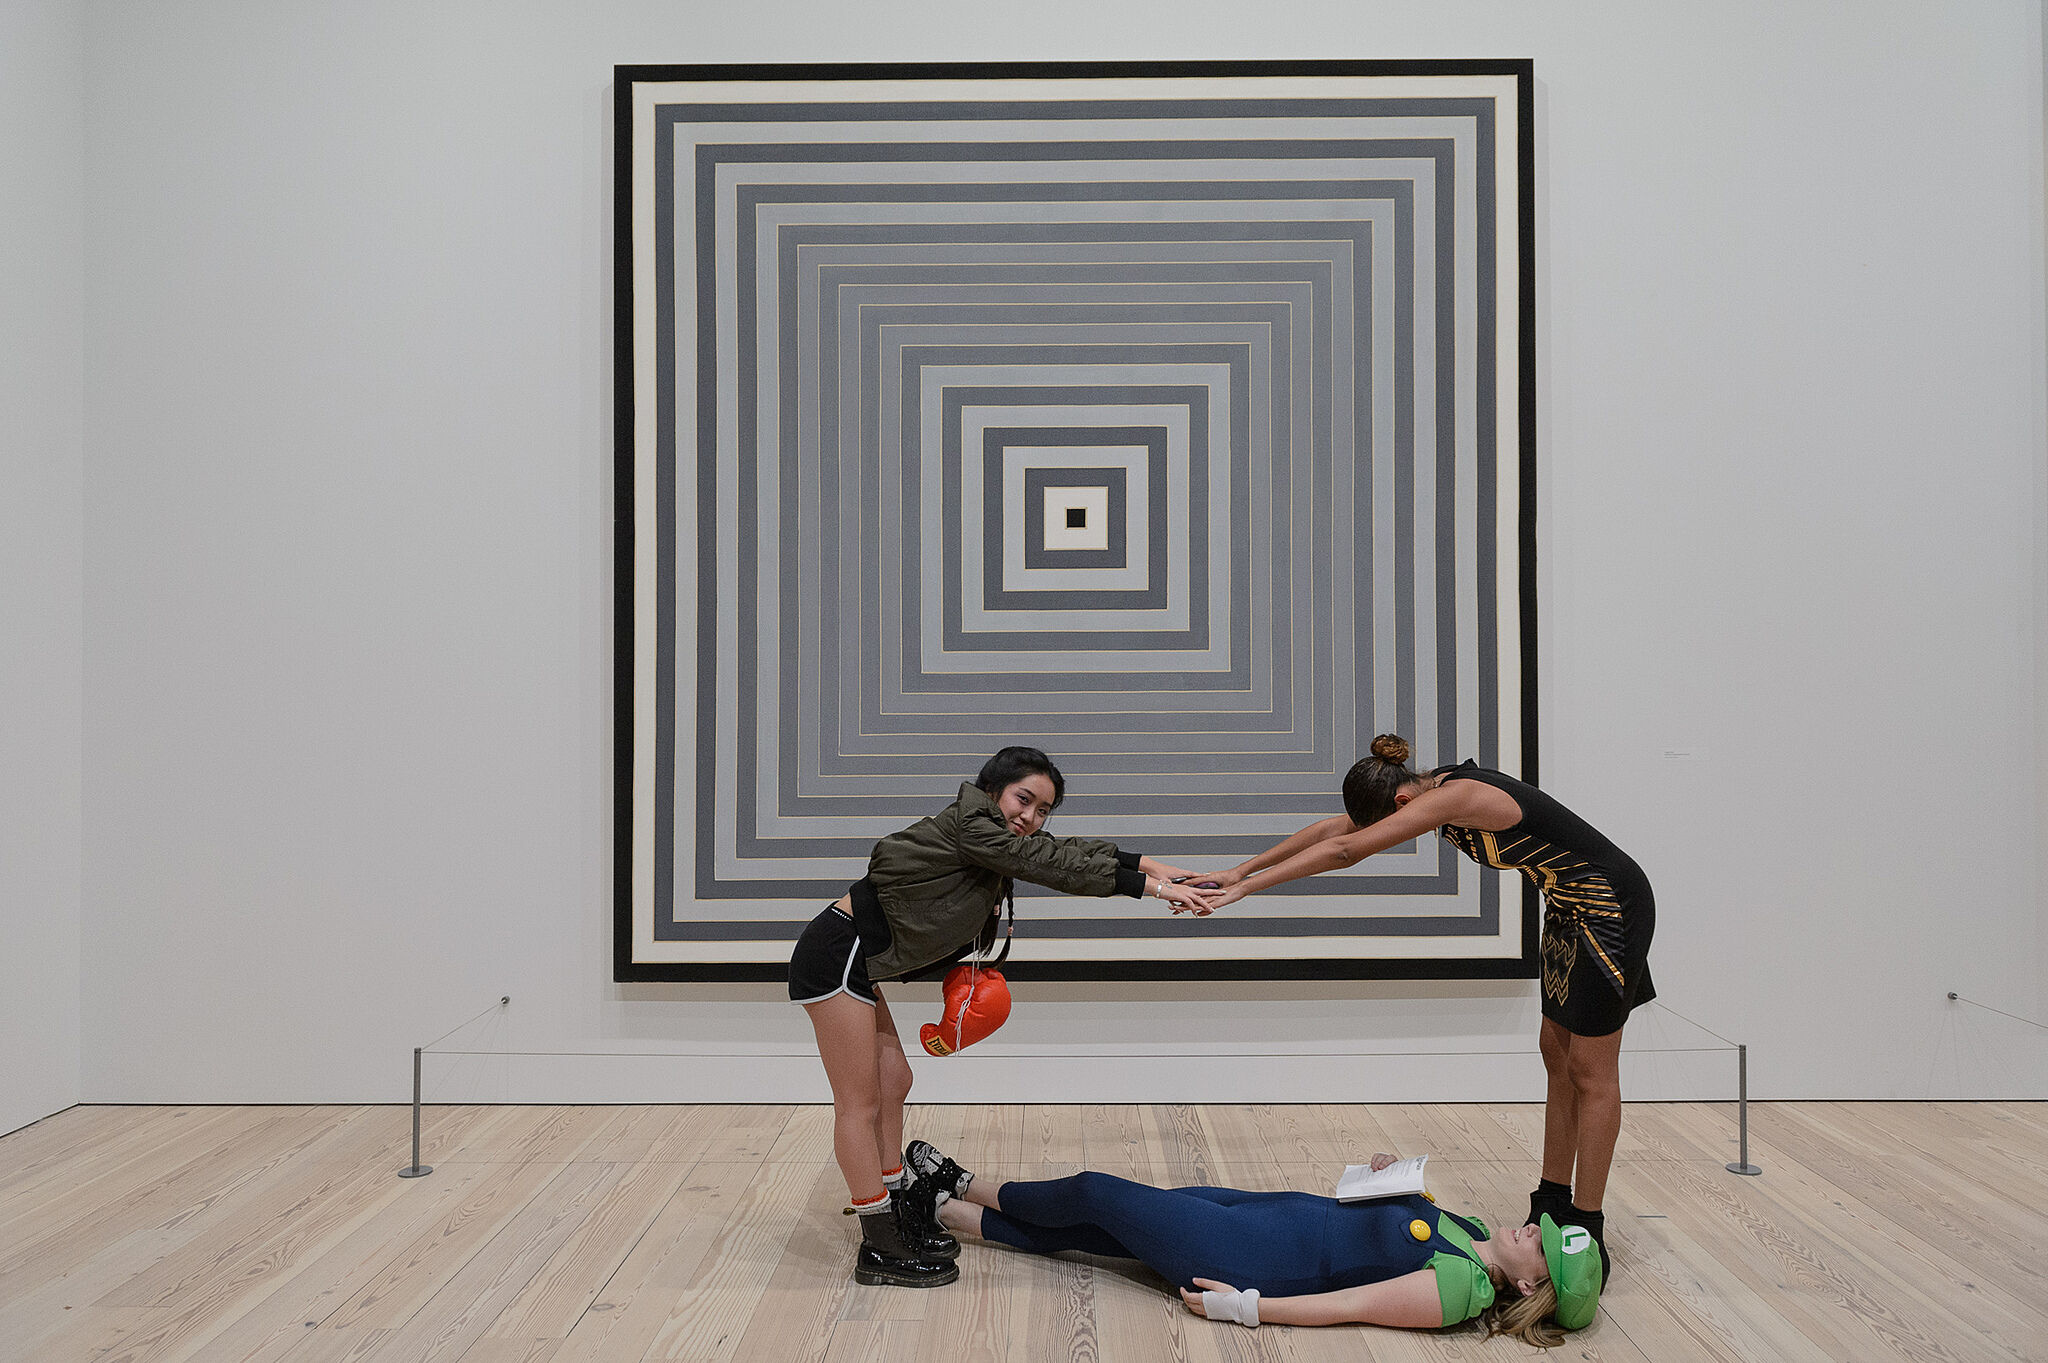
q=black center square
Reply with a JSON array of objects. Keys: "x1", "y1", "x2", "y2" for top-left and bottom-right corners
[{"x1": 1065, "y1": 507, "x2": 1087, "y2": 529}]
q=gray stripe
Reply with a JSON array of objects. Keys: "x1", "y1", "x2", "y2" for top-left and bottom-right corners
[
  {"x1": 663, "y1": 135, "x2": 1476, "y2": 911},
  {"x1": 657, "y1": 95, "x2": 1502, "y2": 124},
  {"x1": 1016, "y1": 441, "x2": 1142, "y2": 573},
  {"x1": 724, "y1": 200, "x2": 1409, "y2": 863},
  {"x1": 782, "y1": 231, "x2": 1376, "y2": 732},
  {"x1": 653, "y1": 103, "x2": 1492, "y2": 927},
  {"x1": 663, "y1": 906, "x2": 1497, "y2": 940}
]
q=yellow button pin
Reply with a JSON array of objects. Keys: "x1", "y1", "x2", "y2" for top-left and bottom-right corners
[{"x1": 1409, "y1": 1218, "x2": 1431, "y2": 1242}]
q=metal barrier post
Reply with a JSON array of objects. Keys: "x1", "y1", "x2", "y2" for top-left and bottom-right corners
[
  {"x1": 1725, "y1": 1043, "x2": 1762, "y2": 1176},
  {"x1": 398, "y1": 1046, "x2": 433, "y2": 1178}
]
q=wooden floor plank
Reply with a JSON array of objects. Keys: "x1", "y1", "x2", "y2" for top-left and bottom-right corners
[
  {"x1": 0, "y1": 1106, "x2": 362, "y2": 1314},
  {"x1": 1624, "y1": 1154, "x2": 1973, "y2": 1363},
  {"x1": 362, "y1": 1160, "x2": 627, "y2": 1363},
  {"x1": 452, "y1": 1339, "x2": 560, "y2": 1363},
  {"x1": 1978, "y1": 1101, "x2": 2048, "y2": 1141},
  {"x1": 1140, "y1": 1102, "x2": 1222, "y2": 1186},
  {"x1": 320, "y1": 1157, "x2": 571, "y2": 1332},
  {"x1": 723, "y1": 1162, "x2": 861, "y2": 1363},
  {"x1": 0, "y1": 1104, "x2": 268, "y2": 1241},
  {"x1": 479, "y1": 1157, "x2": 695, "y2": 1341},
  {"x1": 100, "y1": 1104, "x2": 395, "y2": 1307},
  {"x1": 5, "y1": 1101, "x2": 2046, "y2": 1363},
  {"x1": 767, "y1": 1103, "x2": 838, "y2": 1165},
  {"x1": 956, "y1": 1103, "x2": 1025, "y2": 1170},
  {"x1": 0, "y1": 1102, "x2": 159, "y2": 1171},
  {"x1": 138, "y1": 1162, "x2": 500, "y2": 1363},
  {"x1": 636, "y1": 1156, "x2": 819, "y2": 1362},
  {"x1": 1820, "y1": 1101, "x2": 2048, "y2": 1232},
  {"x1": 903, "y1": 1100, "x2": 970, "y2": 1165},
  {"x1": 820, "y1": 1317, "x2": 921, "y2": 1363},
  {"x1": 60, "y1": 1135, "x2": 426, "y2": 1363},
  {"x1": 1020, "y1": 1104, "x2": 1087, "y2": 1169},
  {"x1": 1080, "y1": 1103, "x2": 1157, "y2": 1183},
  {"x1": 1711, "y1": 1129, "x2": 2048, "y2": 1359},
  {"x1": 1760, "y1": 1104, "x2": 2048, "y2": 1309},
  {"x1": 548, "y1": 1160, "x2": 752, "y2": 1363}
]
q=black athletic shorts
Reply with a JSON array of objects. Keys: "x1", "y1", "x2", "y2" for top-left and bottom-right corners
[
  {"x1": 787, "y1": 906, "x2": 880, "y2": 1006},
  {"x1": 1541, "y1": 892, "x2": 1656, "y2": 1037}
]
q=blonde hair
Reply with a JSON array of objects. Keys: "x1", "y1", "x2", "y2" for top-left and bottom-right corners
[{"x1": 1477, "y1": 1262, "x2": 1566, "y2": 1349}]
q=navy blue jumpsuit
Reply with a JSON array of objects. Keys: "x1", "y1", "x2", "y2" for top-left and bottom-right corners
[{"x1": 978, "y1": 1172, "x2": 1499, "y2": 1321}]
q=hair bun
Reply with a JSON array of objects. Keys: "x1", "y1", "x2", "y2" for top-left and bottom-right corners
[{"x1": 1369, "y1": 733, "x2": 1411, "y2": 766}]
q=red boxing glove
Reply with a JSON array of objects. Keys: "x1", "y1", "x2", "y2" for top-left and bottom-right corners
[{"x1": 920, "y1": 964, "x2": 1011, "y2": 1056}]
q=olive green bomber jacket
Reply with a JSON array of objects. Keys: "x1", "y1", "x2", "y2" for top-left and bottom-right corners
[{"x1": 853, "y1": 782, "x2": 1148, "y2": 982}]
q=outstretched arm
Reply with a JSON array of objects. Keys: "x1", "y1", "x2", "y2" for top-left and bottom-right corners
[
  {"x1": 1206, "y1": 813, "x2": 1357, "y2": 888},
  {"x1": 1181, "y1": 1271, "x2": 1444, "y2": 1329},
  {"x1": 952, "y1": 811, "x2": 1218, "y2": 913},
  {"x1": 1214, "y1": 783, "x2": 1494, "y2": 904}
]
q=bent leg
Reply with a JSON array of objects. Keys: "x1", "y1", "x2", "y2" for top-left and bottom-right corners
[
  {"x1": 978, "y1": 1208, "x2": 1134, "y2": 1259},
  {"x1": 984, "y1": 1171, "x2": 1245, "y2": 1286},
  {"x1": 943, "y1": 1165, "x2": 1132, "y2": 1255}
]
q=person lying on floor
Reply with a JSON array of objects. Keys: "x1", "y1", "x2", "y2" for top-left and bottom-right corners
[{"x1": 904, "y1": 1142, "x2": 1603, "y2": 1347}]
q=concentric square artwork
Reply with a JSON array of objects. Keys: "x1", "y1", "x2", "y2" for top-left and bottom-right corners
[{"x1": 616, "y1": 61, "x2": 1537, "y2": 980}]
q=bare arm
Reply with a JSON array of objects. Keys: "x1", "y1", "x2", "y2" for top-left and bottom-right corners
[
  {"x1": 1137, "y1": 855, "x2": 1197, "y2": 882},
  {"x1": 1180, "y1": 1271, "x2": 1445, "y2": 1329},
  {"x1": 1217, "y1": 783, "x2": 1497, "y2": 903},
  {"x1": 1210, "y1": 814, "x2": 1357, "y2": 887}
]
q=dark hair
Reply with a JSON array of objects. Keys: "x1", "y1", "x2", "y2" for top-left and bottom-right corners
[
  {"x1": 975, "y1": 746, "x2": 1066, "y2": 809},
  {"x1": 1341, "y1": 733, "x2": 1424, "y2": 826}
]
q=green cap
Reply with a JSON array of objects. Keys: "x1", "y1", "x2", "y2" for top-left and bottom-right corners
[{"x1": 1539, "y1": 1213, "x2": 1603, "y2": 1330}]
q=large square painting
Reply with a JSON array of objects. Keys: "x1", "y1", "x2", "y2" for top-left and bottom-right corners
[{"x1": 616, "y1": 61, "x2": 1537, "y2": 980}]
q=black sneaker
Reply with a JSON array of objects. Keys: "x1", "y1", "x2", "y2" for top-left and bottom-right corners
[
  {"x1": 896, "y1": 1175, "x2": 960, "y2": 1261},
  {"x1": 905, "y1": 1139, "x2": 974, "y2": 1198},
  {"x1": 852, "y1": 1201, "x2": 958, "y2": 1288}
]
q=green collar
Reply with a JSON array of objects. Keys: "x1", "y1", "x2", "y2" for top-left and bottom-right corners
[{"x1": 1432, "y1": 1212, "x2": 1486, "y2": 1263}]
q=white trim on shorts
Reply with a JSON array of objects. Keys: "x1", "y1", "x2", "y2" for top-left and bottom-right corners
[{"x1": 790, "y1": 931, "x2": 877, "y2": 1008}]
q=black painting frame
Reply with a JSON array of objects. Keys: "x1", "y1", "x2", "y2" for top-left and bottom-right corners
[{"x1": 614, "y1": 59, "x2": 1538, "y2": 983}]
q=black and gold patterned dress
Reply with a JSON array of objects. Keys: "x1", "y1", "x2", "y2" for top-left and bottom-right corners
[{"x1": 1433, "y1": 760, "x2": 1656, "y2": 1036}]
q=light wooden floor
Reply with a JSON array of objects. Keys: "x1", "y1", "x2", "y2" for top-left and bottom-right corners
[{"x1": 2, "y1": 1102, "x2": 2044, "y2": 1363}]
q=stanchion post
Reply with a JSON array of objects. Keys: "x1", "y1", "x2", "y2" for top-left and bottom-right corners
[
  {"x1": 1725, "y1": 1042, "x2": 1762, "y2": 1176},
  {"x1": 398, "y1": 1046, "x2": 433, "y2": 1178}
]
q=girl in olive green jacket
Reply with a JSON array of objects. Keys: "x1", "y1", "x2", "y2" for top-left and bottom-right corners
[{"x1": 789, "y1": 746, "x2": 1216, "y2": 1288}]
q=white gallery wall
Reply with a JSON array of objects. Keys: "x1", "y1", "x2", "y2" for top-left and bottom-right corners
[
  {"x1": 65, "y1": 0, "x2": 2048, "y2": 1109},
  {"x1": 0, "y1": 0, "x2": 86, "y2": 1135}
]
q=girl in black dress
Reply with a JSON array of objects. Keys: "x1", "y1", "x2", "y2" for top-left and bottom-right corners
[{"x1": 1206, "y1": 734, "x2": 1655, "y2": 1273}]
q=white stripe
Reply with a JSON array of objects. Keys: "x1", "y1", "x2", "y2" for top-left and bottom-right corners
[{"x1": 789, "y1": 932, "x2": 876, "y2": 1007}]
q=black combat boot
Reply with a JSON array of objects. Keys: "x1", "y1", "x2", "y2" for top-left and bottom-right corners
[
  {"x1": 896, "y1": 1174, "x2": 960, "y2": 1260},
  {"x1": 905, "y1": 1139, "x2": 975, "y2": 1197},
  {"x1": 852, "y1": 1198, "x2": 958, "y2": 1287}
]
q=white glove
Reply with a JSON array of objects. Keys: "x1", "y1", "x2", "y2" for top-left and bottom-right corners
[{"x1": 1200, "y1": 1287, "x2": 1260, "y2": 1326}]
